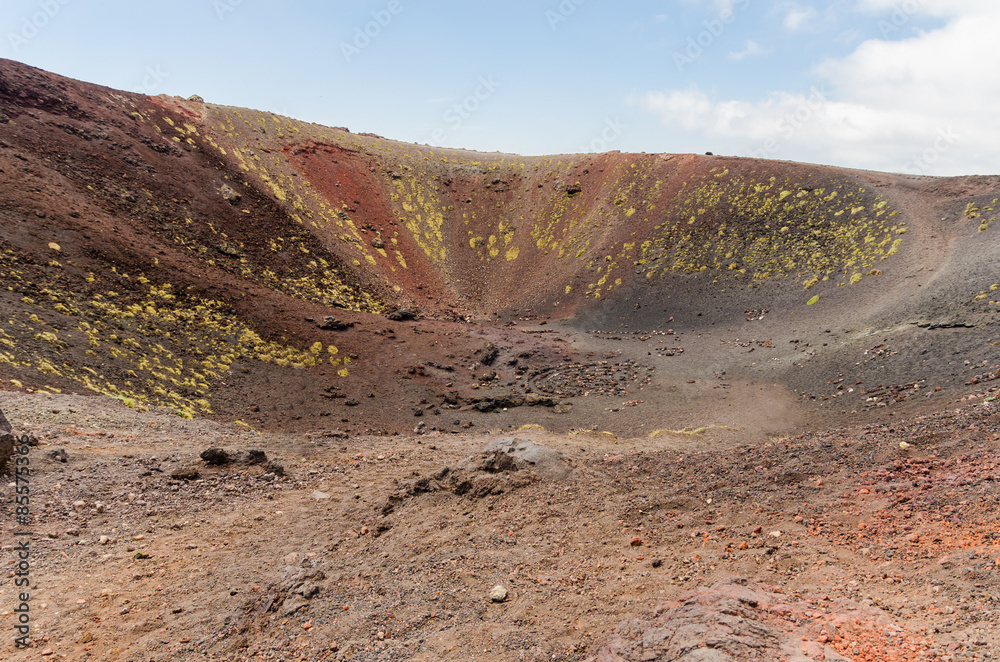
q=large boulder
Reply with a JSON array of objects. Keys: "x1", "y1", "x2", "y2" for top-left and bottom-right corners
[
  {"x1": 468, "y1": 437, "x2": 571, "y2": 480},
  {"x1": 200, "y1": 447, "x2": 268, "y2": 466},
  {"x1": 589, "y1": 577, "x2": 879, "y2": 662}
]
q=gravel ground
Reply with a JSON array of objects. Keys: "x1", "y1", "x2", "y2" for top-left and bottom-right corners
[{"x1": 2, "y1": 386, "x2": 999, "y2": 661}]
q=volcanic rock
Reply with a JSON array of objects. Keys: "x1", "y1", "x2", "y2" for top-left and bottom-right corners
[
  {"x1": 219, "y1": 183, "x2": 242, "y2": 205},
  {"x1": 200, "y1": 448, "x2": 231, "y2": 465},
  {"x1": 0, "y1": 406, "x2": 13, "y2": 473},
  {"x1": 318, "y1": 316, "x2": 353, "y2": 330},
  {"x1": 480, "y1": 343, "x2": 500, "y2": 365},
  {"x1": 170, "y1": 465, "x2": 200, "y2": 481},
  {"x1": 0, "y1": 406, "x2": 11, "y2": 435},
  {"x1": 465, "y1": 437, "x2": 571, "y2": 480},
  {"x1": 47, "y1": 448, "x2": 69, "y2": 463},
  {"x1": 589, "y1": 577, "x2": 845, "y2": 662},
  {"x1": 0, "y1": 434, "x2": 14, "y2": 474},
  {"x1": 387, "y1": 308, "x2": 418, "y2": 321},
  {"x1": 201, "y1": 448, "x2": 267, "y2": 466}
]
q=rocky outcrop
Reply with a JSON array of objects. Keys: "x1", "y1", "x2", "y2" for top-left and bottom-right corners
[{"x1": 589, "y1": 577, "x2": 899, "y2": 662}]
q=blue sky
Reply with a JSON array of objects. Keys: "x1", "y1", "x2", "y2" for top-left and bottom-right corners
[{"x1": 2, "y1": 0, "x2": 995, "y2": 175}]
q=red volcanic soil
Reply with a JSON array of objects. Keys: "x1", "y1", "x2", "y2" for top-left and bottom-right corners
[{"x1": 1, "y1": 59, "x2": 1000, "y2": 661}]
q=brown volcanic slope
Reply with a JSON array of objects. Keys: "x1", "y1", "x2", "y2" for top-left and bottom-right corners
[{"x1": 1, "y1": 58, "x2": 1000, "y2": 439}]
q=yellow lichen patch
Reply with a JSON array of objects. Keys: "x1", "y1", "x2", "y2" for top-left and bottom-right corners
[
  {"x1": 390, "y1": 173, "x2": 449, "y2": 263},
  {"x1": 633, "y1": 172, "x2": 905, "y2": 294},
  {"x1": 0, "y1": 261, "x2": 348, "y2": 419}
]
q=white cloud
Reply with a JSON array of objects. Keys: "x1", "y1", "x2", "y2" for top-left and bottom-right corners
[
  {"x1": 633, "y1": 2, "x2": 1000, "y2": 175},
  {"x1": 654, "y1": 13, "x2": 669, "y2": 23},
  {"x1": 729, "y1": 39, "x2": 768, "y2": 60},
  {"x1": 855, "y1": 0, "x2": 986, "y2": 18},
  {"x1": 781, "y1": 4, "x2": 818, "y2": 30}
]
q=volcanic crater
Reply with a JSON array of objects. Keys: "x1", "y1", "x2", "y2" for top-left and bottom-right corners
[{"x1": 2, "y1": 59, "x2": 1000, "y2": 662}]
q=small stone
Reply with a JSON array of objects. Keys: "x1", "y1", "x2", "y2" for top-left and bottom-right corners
[
  {"x1": 219, "y1": 183, "x2": 242, "y2": 205},
  {"x1": 387, "y1": 307, "x2": 417, "y2": 321},
  {"x1": 490, "y1": 585, "x2": 508, "y2": 603},
  {"x1": 311, "y1": 490, "x2": 330, "y2": 501},
  {"x1": 47, "y1": 448, "x2": 69, "y2": 463},
  {"x1": 171, "y1": 466, "x2": 200, "y2": 481},
  {"x1": 73, "y1": 500, "x2": 87, "y2": 511},
  {"x1": 318, "y1": 317, "x2": 353, "y2": 331},
  {"x1": 630, "y1": 537, "x2": 643, "y2": 547},
  {"x1": 99, "y1": 535, "x2": 111, "y2": 545},
  {"x1": 216, "y1": 241, "x2": 242, "y2": 258}
]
